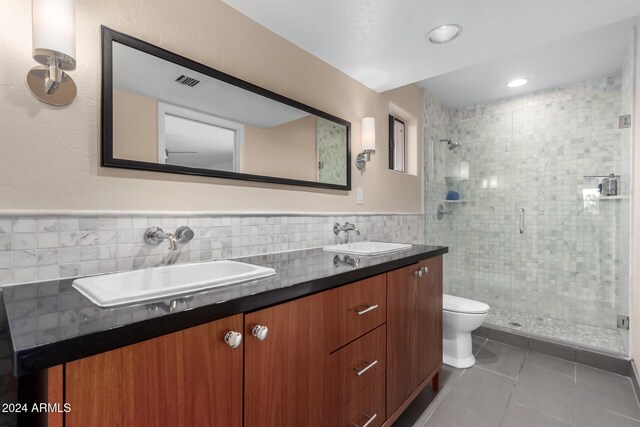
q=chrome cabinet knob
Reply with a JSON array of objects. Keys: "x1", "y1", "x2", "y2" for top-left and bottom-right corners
[
  {"x1": 252, "y1": 325, "x2": 269, "y2": 341},
  {"x1": 224, "y1": 331, "x2": 242, "y2": 349},
  {"x1": 414, "y1": 269, "x2": 423, "y2": 278},
  {"x1": 421, "y1": 266, "x2": 429, "y2": 274}
]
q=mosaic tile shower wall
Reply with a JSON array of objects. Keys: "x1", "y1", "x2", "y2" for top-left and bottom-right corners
[
  {"x1": 316, "y1": 118, "x2": 348, "y2": 185},
  {"x1": 423, "y1": 74, "x2": 632, "y2": 355}
]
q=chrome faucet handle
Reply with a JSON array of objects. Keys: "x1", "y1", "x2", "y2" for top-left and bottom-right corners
[
  {"x1": 333, "y1": 222, "x2": 342, "y2": 236},
  {"x1": 144, "y1": 226, "x2": 166, "y2": 246},
  {"x1": 175, "y1": 226, "x2": 194, "y2": 244},
  {"x1": 342, "y1": 222, "x2": 360, "y2": 234}
]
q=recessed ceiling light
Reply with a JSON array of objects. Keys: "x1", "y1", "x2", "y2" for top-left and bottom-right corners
[
  {"x1": 427, "y1": 24, "x2": 463, "y2": 44},
  {"x1": 507, "y1": 78, "x2": 528, "y2": 88}
]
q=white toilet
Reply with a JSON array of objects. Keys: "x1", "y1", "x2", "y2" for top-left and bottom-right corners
[{"x1": 442, "y1": 294, "x2": 490, "y2": 368}]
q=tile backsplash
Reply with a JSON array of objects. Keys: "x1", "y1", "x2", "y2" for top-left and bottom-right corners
[{"x1": 0, "y1": 213, "x2": 425, "y2": 286}]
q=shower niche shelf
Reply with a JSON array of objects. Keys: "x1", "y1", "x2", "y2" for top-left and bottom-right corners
[{"x1": 597, "y1": 195, "x2": 628, "y2": 200}]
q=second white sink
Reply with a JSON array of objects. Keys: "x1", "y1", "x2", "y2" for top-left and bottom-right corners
[
  {"x1": 73, "y1": 260, "x2": 276, "y2": 308},
  {"x1": 323, "y1": 241, "x2": 412, "y2": 256}
]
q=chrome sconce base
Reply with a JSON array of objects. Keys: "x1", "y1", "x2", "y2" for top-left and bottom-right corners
[
  {"x1": 355, "y1": 149, "x2": 374, "y2": 170},
  {"x1": 27, "y1": 49, "x2": 77, "y2": 106}
]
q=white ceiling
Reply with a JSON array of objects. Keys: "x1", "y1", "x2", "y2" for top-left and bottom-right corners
[
  {"x1": 223, "y1": 0, "x2": 640, "y2": 93},
  {"x1": 112, "y1": 42, "x2": 309, "y2": 128},
  {"x1": 419, "y1": 18, "x2": 637, "y2": 107}
]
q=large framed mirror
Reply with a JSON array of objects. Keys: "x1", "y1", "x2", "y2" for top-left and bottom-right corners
[{"x1": 101, "y1": 27, "x2": 351, "y2": 190}]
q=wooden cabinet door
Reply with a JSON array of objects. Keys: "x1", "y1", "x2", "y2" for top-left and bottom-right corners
[
  {"x1": 386, "y1": 263, "x2": 421, "y2": 416},
  {"x1": 244, "y1": 291, "x2": 329, "y2": 427},
  {"x1": 418, "y1": 256, "x2": 443, "y2": 382},
  {"x1": 65, "y1": 315, "x2": 243, "y2": 427}
]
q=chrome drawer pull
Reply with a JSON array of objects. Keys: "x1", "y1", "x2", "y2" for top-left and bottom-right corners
[
  {"x1": 356, "y1": 304, "x2": 379, "y2": 316},
  {"x1": 354, "y1": 359, "x2": 378, "y2": 376},
  {"x1": 351, "y1": 412, "x2": 377, "y2": 427}
]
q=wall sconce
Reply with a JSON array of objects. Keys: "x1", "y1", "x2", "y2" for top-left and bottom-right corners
[
  {"x1": 356, "y1": 117, "x2": 375, "y2": 170},
  {"x1": 26, "y1": 0, "x2": 77, "y2": 106}
]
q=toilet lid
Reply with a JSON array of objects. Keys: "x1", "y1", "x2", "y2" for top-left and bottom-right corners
[{"x1": 443, "y1": 294, "x2": 490, "y2": 314}]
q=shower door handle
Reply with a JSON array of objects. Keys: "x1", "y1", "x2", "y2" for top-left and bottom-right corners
[{"x1": 519, "y1": 208, "x2": 525, "y2": 234}]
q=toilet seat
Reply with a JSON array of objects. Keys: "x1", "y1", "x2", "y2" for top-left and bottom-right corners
[{"x1": 443, "y1": 294, "x2": 490, "y2": 314}]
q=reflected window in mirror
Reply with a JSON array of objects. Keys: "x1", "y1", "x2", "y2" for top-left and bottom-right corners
[{"x1": 159, "y1": 103, "x2": 242, "y2": 172}]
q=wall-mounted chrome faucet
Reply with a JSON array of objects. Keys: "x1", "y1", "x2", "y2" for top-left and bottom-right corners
[
  {"x1": 333, "y1": 222, "x2": 360, "y2": 244},
  {"x1": 144, "y1": 226, "x2": 194, "y2": 250},
  {"x1": 333, "y1": 254, "x2": 360, "y2": 268}
]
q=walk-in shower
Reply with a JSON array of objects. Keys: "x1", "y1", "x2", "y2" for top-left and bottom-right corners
[{"x1": 423, "y1": 24, "x2": 635, "y2": 357}]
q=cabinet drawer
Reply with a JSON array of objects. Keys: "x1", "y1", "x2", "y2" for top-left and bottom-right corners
[
  {"x1": 331, "y1": 374, "x2": 385, "y2": 427},
  {"x1": 325, "y1": 274, "x2": 386, "y2": 351},
  {"x1": 329, "y1": 325, "x2": 386, "y2": 408}
]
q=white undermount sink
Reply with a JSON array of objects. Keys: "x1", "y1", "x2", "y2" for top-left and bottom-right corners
[
  {"x1": 73, "y1": 260, "x2": 276, "y2": 308},
  {"x1": 323, "y1": 241, "x2": 412, "y2": 256}
]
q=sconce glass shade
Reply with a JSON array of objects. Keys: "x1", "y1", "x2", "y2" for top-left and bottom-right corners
[
  {"x1": 28, "y1": 0, "x2": 77, "y2": 106},
  {"x1": 356, "y1": 116, "x2": 376, "y2": 170},
  {"x1": 361, "y1": 117, "x2": 376, "y2": 152},
  {"x1": 32, "y1": 0, "x2": 76, "y2": 68}
]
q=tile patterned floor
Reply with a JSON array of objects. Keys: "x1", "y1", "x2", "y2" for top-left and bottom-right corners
[
  {"x1": 486, "y1": 307, "x2": 627, "y2": 356},
  {"x1": 393, "y1": 337, "x2": 640, "y2": 427}
]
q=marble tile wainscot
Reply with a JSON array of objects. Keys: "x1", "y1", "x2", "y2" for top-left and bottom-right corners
[{"x1": 0, "y1": 212, "x2": 424, "y2": 286}]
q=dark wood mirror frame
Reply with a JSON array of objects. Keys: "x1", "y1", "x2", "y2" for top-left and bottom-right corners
[{"x1": 101, "y1": 26, "x2": 351, "y2": 191}]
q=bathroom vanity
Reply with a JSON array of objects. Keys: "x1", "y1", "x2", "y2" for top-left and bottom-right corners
[{"x1": 6, "y1": 245, "x2": 446, "y2": 427}]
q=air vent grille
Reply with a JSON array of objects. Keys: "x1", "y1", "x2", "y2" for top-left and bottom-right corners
[{"x1": 174, "y1": 75, "x2": 201, "y2": 87}]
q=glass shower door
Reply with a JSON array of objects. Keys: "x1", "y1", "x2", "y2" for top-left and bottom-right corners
[{"x1": 509, "y1": 80, "x2": 631, "y2": 355}]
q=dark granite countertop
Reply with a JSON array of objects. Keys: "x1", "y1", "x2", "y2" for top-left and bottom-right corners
[{"x1": 3, "y1": 245, "x2": 447, "y2": 375}]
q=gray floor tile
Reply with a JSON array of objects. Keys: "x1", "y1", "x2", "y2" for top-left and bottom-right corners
[
  {"x1": 510, "y1": 365, "x2": 575, "y2": 422},
  {"x1": 576, "y1": 349, "x2": 630, "y2": 376},
  {"x1": 575, "y1": 403, "x2": 640, "y2": 427},
  {"x1": 440, "y1": 364, "x2": 464, "y2": 388},
  {"x1": 500, "y1": 401, "x2": 572, "y2": 427},
  {"x1": 473, "y1": 335, "x2": 487, "y2": 355},
  {"x1": 394, "y1": 387, "x2": 438, "y2": 426},
  {"x1": 486, "y1": 328, "x2": 529, "y2": 349},
  {"x1": 425, "y1": 402, "x2": 492, "y2": 427},
  {"x1": 576, "y1": 365, "x2": 640, "y2": 420},
  {"x1": 523, "y1": 350, "x2": 575, "y2": 378},
  {"x1": 443, "y1": 367, "x2": 515, "y2": 425},
  {"x1": 472, "y1": 326, "x2": 490, "y2": 339},
  {"x1": 528, "y1": 337, "x2": 576, "y2": 362},
  {"x1": 475, "y1": 340, "x2": 526, "y2": 379},
  {"x1": 393, "y1": 334, "x2": 640, "y2": 427},
  {"x1": 393, "y1": 366, "x2": 464, "y2": 427}
]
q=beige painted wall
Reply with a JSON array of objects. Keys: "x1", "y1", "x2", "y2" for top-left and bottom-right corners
[
  {"x1": 113, "y1": 89, "x2": 158, "y2": 163},
  {"x1": 0, "y1": 0, "x2": 423, "y2": 213},
  {"x1": 244, "y1": 115, "x2": 317, "y2": 181}
]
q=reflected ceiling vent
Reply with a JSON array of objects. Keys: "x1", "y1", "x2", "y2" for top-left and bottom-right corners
[{"x1": 174, "y1": 74, "x2": 201, "y2": 88}]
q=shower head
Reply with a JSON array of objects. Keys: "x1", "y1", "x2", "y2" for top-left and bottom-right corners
[{"x1": 440, "y1": 139, "x2": 460, "y2": 150}]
